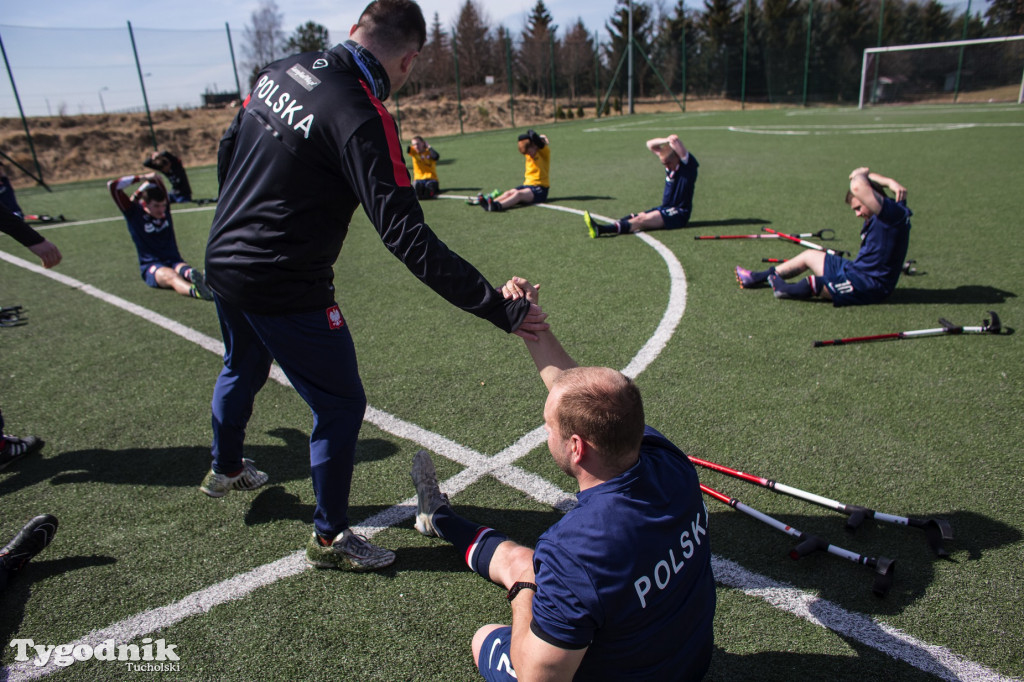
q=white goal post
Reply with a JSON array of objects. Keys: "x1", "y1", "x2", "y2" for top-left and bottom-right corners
[{"x1": 859, "y1": 35, "x2": 1024, "y2": 109}]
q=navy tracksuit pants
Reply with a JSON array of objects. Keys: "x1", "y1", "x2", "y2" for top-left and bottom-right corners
[{"x1": 210, "y1": 296, "x2": 366, "y2": 539}]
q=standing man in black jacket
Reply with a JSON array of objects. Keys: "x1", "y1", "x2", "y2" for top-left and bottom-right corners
[{"x1": 202, "y1": 0, "x2": 543, "y2": 572}]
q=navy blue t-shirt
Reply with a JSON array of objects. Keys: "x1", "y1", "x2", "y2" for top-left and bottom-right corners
[
  {"x1": 661, "y1": 153, "x2": 699, "y2": 212},
  {"x1": 530, "y1": 426, "x2": 716, "y2": 681},
  {"x1": 120, "y1": 202, "x2": 184, "y2": 269},
  {"x1": 850, "y1": 196, "x2": 912, "y2": 294}
]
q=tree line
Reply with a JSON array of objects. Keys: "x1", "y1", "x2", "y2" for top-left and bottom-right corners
[{"x1": 242, "y1": 0, "x2": 1024, "y2": 106}]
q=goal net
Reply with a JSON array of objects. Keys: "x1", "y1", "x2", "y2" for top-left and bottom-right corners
[{"x1": 858, "y1": 36, "x2": 1024, "y2": 108}]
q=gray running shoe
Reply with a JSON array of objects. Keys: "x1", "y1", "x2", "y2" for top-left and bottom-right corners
[
  {"x1": 199, "y1": 458, "x2": 268, "y2": 498},
  {"x1": 411, "y1": 449, "x2": 449, "y2": 538},
  {"x1": 305, "y1": 529, "x2": 396, "y2": 571}
]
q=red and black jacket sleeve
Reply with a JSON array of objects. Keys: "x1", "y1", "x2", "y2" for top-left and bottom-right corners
[{"x1": 340, "y1": 89, "x2": 528, "y2": 333}]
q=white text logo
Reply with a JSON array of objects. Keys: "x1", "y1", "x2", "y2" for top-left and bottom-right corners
[{"x1": 9, "y1": 638, "x2": 180, "y2": 668}]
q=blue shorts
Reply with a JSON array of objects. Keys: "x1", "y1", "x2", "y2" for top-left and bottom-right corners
[
  {"x1": 650, "y1": 205, "x2": 692, "y2": 230},
  {"x1": 141, "y1": 263, "x2": 165, "y2": 287},
  {"x1": 477, "y1": 627, "x2": 517, "y2": 682},
  {"x1": 414, "y1": 179, "x2": 439, "y2": 199},
  {"x1": 823, "y1": 254, "x2": 887, "y2": 307},
  {"x1": 516, "y1": 185, "x2": 549, "y2": 204}
]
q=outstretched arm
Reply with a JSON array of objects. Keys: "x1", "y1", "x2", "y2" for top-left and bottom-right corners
[{"x1": 501, "y1": 277, "x2": 577, "y2": 391}]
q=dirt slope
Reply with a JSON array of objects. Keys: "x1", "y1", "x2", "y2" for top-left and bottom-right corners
[{"x1": 1, "y1": 92, "x2": 735, "y2": 188}]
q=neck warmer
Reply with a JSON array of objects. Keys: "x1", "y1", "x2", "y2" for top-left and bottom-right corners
[{"x1": 341, "y1": 40, "x2": 391, "y2": 101}]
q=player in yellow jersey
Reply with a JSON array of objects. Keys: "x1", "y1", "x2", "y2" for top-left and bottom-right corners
[
  {"x1": 481, "y1": 130, "x2": 550, "y2": 212},
  {"x1": 407, "y1": 135, "x2": 440, "y2": 199}
]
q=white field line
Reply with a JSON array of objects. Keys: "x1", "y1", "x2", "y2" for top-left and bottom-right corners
[
  {"x1": 1, "y1": 206, "x2": 1014, "y2": 682},
  {"x1": 728, "y1": 122, "x2": 1024, "y2": 136},
  {"x1": 27, "y1": 205, "x2": 216, "y2": 233}
]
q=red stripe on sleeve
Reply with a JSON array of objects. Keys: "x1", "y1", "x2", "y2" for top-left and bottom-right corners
[{"x1": 359, "y1": 80, "x2": 411, "y2": 188}]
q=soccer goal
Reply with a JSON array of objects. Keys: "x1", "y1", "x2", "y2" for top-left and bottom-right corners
[{"x1": 858, "y1": 35, "x2": 1024, "y2": 108}]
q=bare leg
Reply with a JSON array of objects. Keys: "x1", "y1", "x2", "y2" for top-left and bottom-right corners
[
  {"x1": 153, "y1": 265, "x2": 194, "y2": 296},
  {"x1": 625, "y1": 209, "x2": 666, "y2": 233},
  {"x1": 774, "y1": 249, "x2": 826, "y2": 279},
  {"x1": 496, "y1": 188, "x2": 536, "y2": 210}
]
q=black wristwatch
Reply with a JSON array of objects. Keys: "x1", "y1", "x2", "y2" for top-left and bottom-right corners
[{"x1": 507, "y1": 581, "x2": 538, "y2": 602}]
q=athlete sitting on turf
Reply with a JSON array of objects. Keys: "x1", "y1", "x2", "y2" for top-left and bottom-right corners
[
  {"x1": 585, "y1": 134, "x2": 699, "y2": 237},
  {"x1": 143, "y1": 150, "x2": 194, "y2": 204},
  {"x1": 736, "y1": 167, "x2": 911, "y2": 305},
  {"x1": 411, "y1": 276, "x2": 716, "y2": 682},
  {"x1": 479, "y1": 130, "x2": 550, "y2": 212},
  {"x1": 107, "y1": 172, "x2": 213, "y2": 300},
  {"x1": 407, "y1": 135, "x2": 440, "y2": 200}
]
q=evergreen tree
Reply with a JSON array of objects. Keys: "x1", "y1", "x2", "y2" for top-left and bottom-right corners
[
  {"x1": 417, "y1": 12, "x2": 453, "y2": 89},
  {"x1": 696, "y1": 0, "x2": 742, "y2": 96},
  {"x1": 605, "y1": 0, "x2": 656, "y2": 99},
  {"x1": 284, "y1": 21, "x2": 329, "y2": 54},
  {"x1": 520, "y1": 1, "x2": 559, "y2": 97},
  {"x1": 453, "y1": 0, "x2": 494, "y2": 86},
  {"x1": 985, "y1": 0, "x2": 1024, "y2": 35},
  {"x1": 562, "y1": 19, "x2": 597, "y2": 104}
]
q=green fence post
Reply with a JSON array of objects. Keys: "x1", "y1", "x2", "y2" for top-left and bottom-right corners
[
  {"x1": 226, "y1": 22, "x2": 242, "y2": 99},
  {"x1": 0, "y1": 30, "x2": 47, "y2": 188},
  {"x1": 802, "y1": 0, "x2": 813, "y2": 107},
  {"x1": 550, "y1": 33, "x2": 557, "y2": 121},
  {"x1": 505, "y1": 36, "x2": 516, "y2": 128},
  {"x1": 953, "y1": 0, "x2": 972, "y2": 103},
  {"x1": 740, "y1": 0, "x2": 749, "y2": 110},
  {"x1": 128, "y1": 21, "x2": 158, "y2": 150},
  {"x1": 452, "y1": 32, "x2": 464, "y2": 134}
]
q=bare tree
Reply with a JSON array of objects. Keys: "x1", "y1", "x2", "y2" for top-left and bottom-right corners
[{"x1": 242, "y1": 1, "x2": 286, "y2": 84}]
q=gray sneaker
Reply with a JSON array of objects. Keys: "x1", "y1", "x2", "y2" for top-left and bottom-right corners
[
  {"x1": 306, "y1": 529, "x2": 395, "y2": 571},
  {"x1": 411, "y1": 450, "x2": 449, "y2": 538},
  {"x1": 199, "y1": 458, "x2": 268, "y2": 498}
]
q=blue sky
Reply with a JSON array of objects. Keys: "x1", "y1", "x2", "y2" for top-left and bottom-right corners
[{"x1": 1, "y1": 0, "x2": 986, "y2": 117}]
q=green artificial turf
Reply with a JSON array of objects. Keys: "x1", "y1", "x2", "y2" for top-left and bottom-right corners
[{"x1": 1, "y1": 104, "x2": 1022, "y2": 680}]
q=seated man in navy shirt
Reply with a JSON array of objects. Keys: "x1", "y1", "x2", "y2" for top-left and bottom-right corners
[
  {"x1": 585, "y1": 134, "x2": 699, "y2": 237},
  {"x1": 107, "y1": 172, "x2": 213, "y2": 300},
  {"x1": 412, "y1": 276, "x2": 716, "y2": 681},
  {"x1": 736, "y1": 167, "x2": 912, "y2": 305}
]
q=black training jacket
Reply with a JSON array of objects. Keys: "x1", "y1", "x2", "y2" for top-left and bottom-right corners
[
  {"x1": 206, "y1": 44, "x2": 528, "y2": 333},
  {"x1": 0, "y1": 203, "x2": 43, "y2": 248}
]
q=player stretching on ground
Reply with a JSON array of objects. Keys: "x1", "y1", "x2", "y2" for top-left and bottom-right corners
[
  {"x1": 736, "y1": 167, "x2": 911, "y2": 304},
  {"x1": 585, "y1": 134, "x2": 699, "y2": 237},
  {"x1": 108, "y1": 173, "x2": 213, "y2": 300},
  {"x1": 479, "y1": 130, "x2": 550, "y2": 212},
  {"x1": 407, "y1": 135, "x2": 440, "y2": 199},
  {"x1": 412, "y1": 276, "x2": 716, "y2": 681}
]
